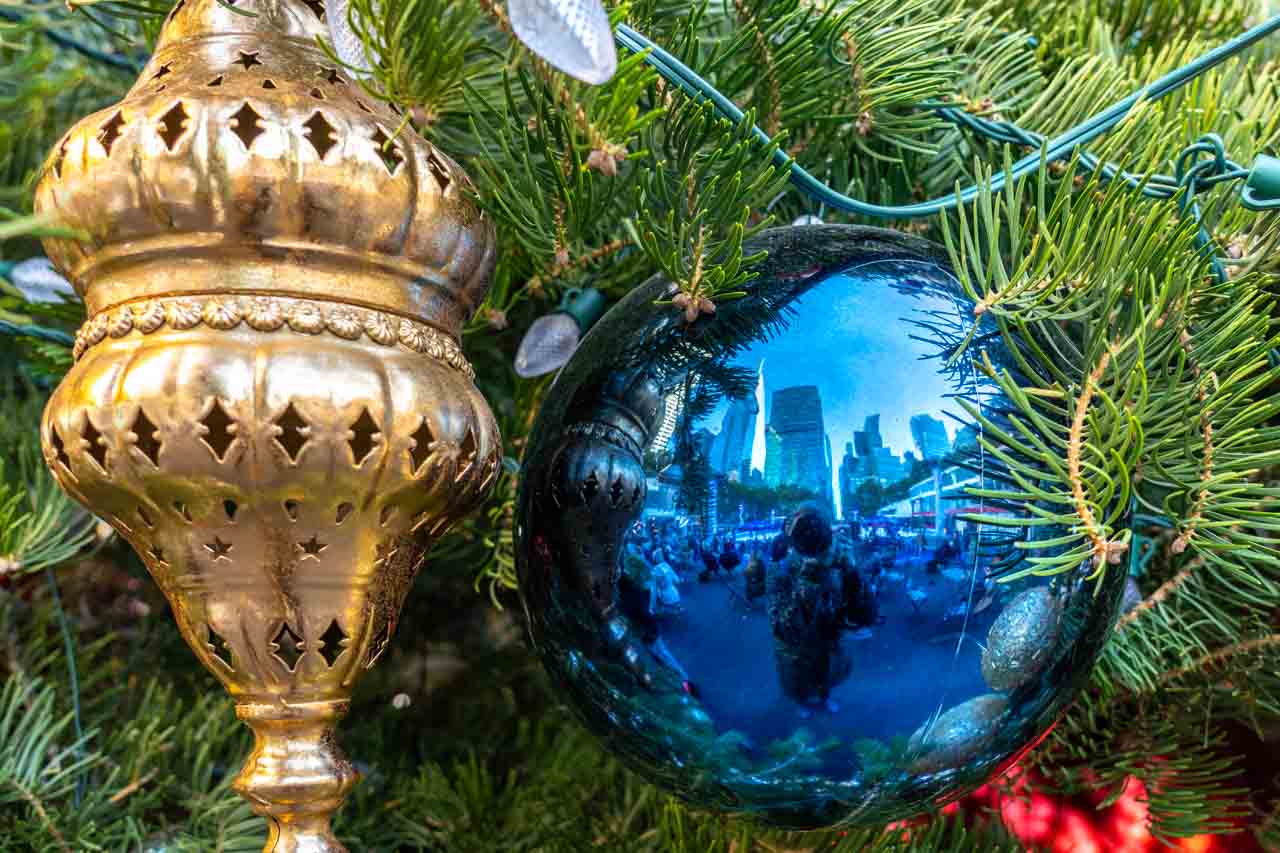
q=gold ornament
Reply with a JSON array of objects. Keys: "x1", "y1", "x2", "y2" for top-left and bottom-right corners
[{"x1": 34, "y1": 2, "x2": 499, "y2": 850}]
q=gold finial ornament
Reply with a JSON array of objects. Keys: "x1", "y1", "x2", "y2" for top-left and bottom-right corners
[{"x1": 34, "y1": 2, "x2": 499, "y2": 850}]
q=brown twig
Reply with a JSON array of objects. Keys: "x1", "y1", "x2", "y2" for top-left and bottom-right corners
[
  {"x1": 524, "y1": 239, "x2": 629, "y2": 293},
  {"x1": 1172, "y1": 328, "x2": 1218, "y2": 554},
  {"x1": 7, "y1": 779, "x2": 72, "y2": 853},
  {"x1": 108, "y1": 767, "x2": 158, "y2": 805},
  {"x1": 1068, "y1": 349, "x2": 1127, "y2": 567},
  {"x1": 686, "y1": 225, "x2": 708, "y2": 296},
  {"x1": 1156, "y1": 634, "x2": 1280, "y2": 689},
  {"x1": 1113, "y1": 559, "x2": 1200, "y2": 634}
]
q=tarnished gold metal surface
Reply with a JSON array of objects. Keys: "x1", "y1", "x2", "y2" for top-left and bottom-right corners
[{"x1": 34, "y1": 2, "x2": 499, "y2": 850}]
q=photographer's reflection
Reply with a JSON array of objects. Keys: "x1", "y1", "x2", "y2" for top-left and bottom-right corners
[{"x1": 768, "y1": 503, "x2": 851, "y2": 719}]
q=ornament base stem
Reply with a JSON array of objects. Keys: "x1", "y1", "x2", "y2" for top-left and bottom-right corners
[{"x1": 232, "y1": 699, "x2": 358, "y2": 853}]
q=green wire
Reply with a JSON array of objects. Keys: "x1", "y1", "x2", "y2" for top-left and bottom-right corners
[{"x1": 615, "y1": 14, "x2": 1280, "y2": 219}]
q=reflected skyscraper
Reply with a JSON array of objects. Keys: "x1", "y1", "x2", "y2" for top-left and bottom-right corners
[
  {"x1": 954, "y1": 423, "x2": 980, "y2": 454},
  {"x1": 911, "y1": 413, "x2": 951, "y2": 462},
  {"x1": 838, "y1": 441, "x2": 858, "y2": 520},
  {"x1": 764, "y1": 426, "x2": 782, "y2": 487},
  {"x1": 769, "y1": 385, "x2": 829, "y2": 499},
  {"x1": 710, "y1": 362, "x2": 762, "y2": 481}
]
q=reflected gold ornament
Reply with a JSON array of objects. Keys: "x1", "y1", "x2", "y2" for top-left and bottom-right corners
[
  {"x1": 982, "y1": 586, "x2": 1061, "y2": 692},
  {"x1": 34, "y1": 2, "x2": 499, "y2": 850}
]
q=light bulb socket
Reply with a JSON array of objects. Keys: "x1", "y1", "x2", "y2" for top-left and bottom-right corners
[
  {"x1": 558, "y1": 287, "x2": 607, "y2": 332},
  {"x1": 1243, "y1": 154, "x2": 1280, "y2": 210}
]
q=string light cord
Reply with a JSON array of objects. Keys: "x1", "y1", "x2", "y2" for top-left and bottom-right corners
[{"x1": 615, "y1": 18, "x2": 1280, "y2": 277}]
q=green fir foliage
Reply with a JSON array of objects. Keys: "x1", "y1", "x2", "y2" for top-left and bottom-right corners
[{"x1": 1, "y1": 0, "x2": 1279, "y2": 848}]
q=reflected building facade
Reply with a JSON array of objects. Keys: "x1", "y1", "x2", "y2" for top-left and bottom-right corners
[
  {"x1": 838, "y1": 442, "x2": 858, "y2": 520},
  {"x1": 910, "y1": 413, "x2": 951, "y2": 462},
  {"x1": 768, "y1": 385, "x2": 831, "y2": 504},
  {"x1": 710, "y1": 363, "x2": 763, "y2": 482},
  {"x1": 843, "y1": 414, "x2": 910, "y2": 498},
  {"x1": 764, "y1": 426, "x2": 782, "y2": 487}
]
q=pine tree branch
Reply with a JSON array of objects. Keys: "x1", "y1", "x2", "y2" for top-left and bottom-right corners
[
  {"x1": 1113, "y1": 559, "x2": 1199, "y2": 633},
  {"x1": 1155, "y1": 634, "x2": 1280, "y2": 689},
  {"x1": 6, "y1": 776, "x2": 73, "y2": 853}
]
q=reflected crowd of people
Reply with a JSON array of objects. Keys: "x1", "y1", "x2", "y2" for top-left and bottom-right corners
[{"x1": 616, "y1": 504, "x2": 996, "y2": 719}]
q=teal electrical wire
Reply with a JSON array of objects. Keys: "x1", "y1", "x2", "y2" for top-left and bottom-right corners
[{"x1": 615, "y1": 14, "x2": 1280, "y2": 219}]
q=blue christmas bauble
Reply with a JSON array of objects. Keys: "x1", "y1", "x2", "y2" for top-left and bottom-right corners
[{"x1": 515, "y1": 225, "x2": 1125, "y2": 828}]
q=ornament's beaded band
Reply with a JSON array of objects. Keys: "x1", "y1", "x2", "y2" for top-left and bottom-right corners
[
  {"x1": 74, "y1": 295, "x2": 475, "y2": 378},
  {"x1": 562, "y1": 420, "x2": 645, "y2": 460}
]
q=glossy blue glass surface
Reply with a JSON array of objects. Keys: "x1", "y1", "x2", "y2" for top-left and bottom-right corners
[{"x1": 516, "y1": 225, "x2": 1124, "y2": 828}]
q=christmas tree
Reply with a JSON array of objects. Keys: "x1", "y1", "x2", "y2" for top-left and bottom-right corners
[{"x1": 1, "y1": 0, "x2": 1278, "y2": 850}]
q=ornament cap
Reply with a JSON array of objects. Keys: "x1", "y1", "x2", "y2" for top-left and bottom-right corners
[{"x1": 34, "y1": 0, "x2": 494, "y2": 338}]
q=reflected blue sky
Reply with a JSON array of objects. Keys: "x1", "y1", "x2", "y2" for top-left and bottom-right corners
[{"x1": 708, "y1": 261, "x2": 967, "y2": 515}]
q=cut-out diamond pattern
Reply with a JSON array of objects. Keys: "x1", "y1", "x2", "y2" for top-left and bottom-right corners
[
  {"x1": 319, "y1": 620, "x2": 347, "y2": 667},
  {"x1": 50, "y1": 427, "x2": 71, "y2": 472},
  {"x1": 224, "y1": 499, "x2": 238, "y2": 521},
  {"x1": 81, "y1": 417, "x2": 108, "y2": 471},
  {"x1": 336, "y1": 502, "x2": 354, "y2": 524},
  {"x1": 301, "y1": 0, "x2": 325, "y2": 19},
  {"x1": 581, "y1": 470, "x2": 600, "y2": 502},
  {"x1": 271, "y1": 623, "x2": 305, "y2": 671},
  {"x1": 200, "y1": 399, "x2": 236, "y2": 462},
  {"x1": 304, "y1": 111, "x2": 338, "y2": 161},
  {"x1": 366, "y1": 620, "x2": 392, "y2": 668},
  {"x1": 409, "y1": 419, "x2": 435, "y2": 473},
  {"x1": 456, "y1": 428, "x2": 478, "y2": 481},
  {"x1": 230, "y1": 102, "x2": 265, "y2": 150},
  {"x1": 53, "y1": 138, "x2": 67, "y2": 179},
  {"x1": 370, "y1": 127, "x2": 403, "y2": 175},
  {"x1": 158, "y1": 102, "x2": 189, "y2": 151},
  {"x1": 131, "y1": 408, "x2": 162, "y2": 467},
  {"x1": 427, "y1": 151, "x2": 451, "y2": 192},
  {"x1": 206, "y1": 624, "x2": 233, "y2": 670},
  {"x1": 274, "y1": 403, "x2": 309, "y2": 463},
  {"x1": 284, "y1": 499, "x2": 300, "y2": 521},
  {"x1": 98, "y1": 112, "x2": 126, "y2": 156},
  {"x1": 137, "y1": 505, "x2": 155, "y2": 529},
  {"x1": 347, "y1": 408, "x2": 379, "y2": 465}
]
